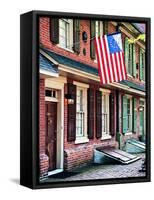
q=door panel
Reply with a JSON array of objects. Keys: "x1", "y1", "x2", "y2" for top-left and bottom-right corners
[{"x1": 45, "y1": 102, "x2": 57, "y2": 171}]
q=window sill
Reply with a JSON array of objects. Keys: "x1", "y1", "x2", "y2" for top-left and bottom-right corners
[
  {"x1": 57, "y1": 44, "x2": 74, "y2": 53},
  {"x1": 75, "y1": 137, "x2": 89, "y2": 144},
  {"x1": 101, "y1": 134, "x2": 112, "y2": 140},
  {"x1": 125, "y1": 132, "x2": 133, "y2": 136}
]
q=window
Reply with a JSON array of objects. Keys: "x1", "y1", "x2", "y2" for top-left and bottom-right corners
[
  {"x1": 139, "y1": 48, "x2": 145, "y2": 81},
  {"x1": 76, "y1": 89, "x2": 84, "y2": 137},
  {"x1": 74, "y1": 82, "x2": 89, "y2": 144},
  {"x1": 125, "y1": 37, "x2": 136, "y2": 76},
  {"x1": 90, "y1": 21, "x2": 104, "y2": 59},
  {"x1": 102, "y1": 94, "x2": 109, "y2": 134},
  {"x1": 100, "y1": 90, "x2": 111, "y2": 140},
  {"x1": 45, "y1": 89, "x2": 57, "y2": 98},
  {"x1": 59, "y1": 19, "x2": 73, "y2": 50},
  {"x1": 127, "y1": 98, "x2": 132, "y2": 131},
  {"x1": 95, "y1": 21, "x2": 104, "y2": 37},
  {"x1": 123, "y1": 95, "x2": 132, "y2": 134}
]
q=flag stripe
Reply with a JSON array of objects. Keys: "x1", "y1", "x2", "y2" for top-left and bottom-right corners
[
  {"x1": 99, "y1": 36, "x2": 109, "y2": 83},
  {"x1": 110, "y1": 54, "x2": 116, "y2": 81},
  {"x1": 114, "y1": 53, "x2": 120, "y2": 81},
  {"x1": 111, "y1": 54, "x2": 118, "y2": 82},
  {"x1": 116, "y1": 53, "x2": 121, "y2": 81},
  {"x1": 98, "y1": 36, "x2": 108, "y2": 83},
  {"x1": 103, "y1": 36, "x2": 112, "y2": 82}
]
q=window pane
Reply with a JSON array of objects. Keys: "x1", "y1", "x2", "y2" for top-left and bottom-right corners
[
  {"x1": 102, "y1": 94, "x2": 108, "y2": 134},
  {"x1": 76, "y1": 89, "x2": 84, "y2": 137},
  {"x1": 59, "y1": 19, "x2": 70, "y2": 48}
]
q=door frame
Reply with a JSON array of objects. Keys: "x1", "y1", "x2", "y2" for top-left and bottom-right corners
[{"x1": 45, "y1": 76, "x2": 66, "y2": 175}]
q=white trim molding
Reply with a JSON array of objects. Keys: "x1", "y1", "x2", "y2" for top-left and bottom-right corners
[
  {"x1": 73, "y1": 81, "x2": 89, "y2": 88},
  {"x1": 99, "y1": 88, "x2": 111, "y2": 94},
  {"x1": 101, "y1": 134, "x2": 112, "y2": 140},
  {"x1": 40, "y1": 69, "x2": 59, "y2": 78}
]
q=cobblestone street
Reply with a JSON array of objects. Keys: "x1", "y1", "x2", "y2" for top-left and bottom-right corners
[{"x1": 43, "y1": 153, "x2": 146, "y2": 183}]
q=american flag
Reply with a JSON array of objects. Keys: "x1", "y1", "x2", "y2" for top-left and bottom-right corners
[{"x1": 94, "y1": 32, "x2": 127, "y2": 84}]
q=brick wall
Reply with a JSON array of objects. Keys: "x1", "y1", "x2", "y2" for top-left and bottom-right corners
[{"x1": 39, "y1": 79, "x2": 49, "y2": 178}]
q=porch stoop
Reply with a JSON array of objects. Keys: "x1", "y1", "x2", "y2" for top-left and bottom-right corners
[{"x1": 94, "y1": 147, "x2": 141, "y2": 164}]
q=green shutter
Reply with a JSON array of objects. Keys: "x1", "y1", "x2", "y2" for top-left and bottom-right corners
[
  {"x1": 125, "y1": 38, "x2": 129, "y2": 74},
  {"x1": 90, "y1": 20, "x2": 96, "y2": 59},
  {"x1": 123, "y1": 95, "x2": 127, "y2": 133},
  {"x1": 140, "y1": 49, "x2": 143, "y2": 80},
  {"x1": 133, "y1": 44, "x2": 136, "y2": 77},
  {"x1": 133, "y1": 98, "x2": 137, "y2": 132}
]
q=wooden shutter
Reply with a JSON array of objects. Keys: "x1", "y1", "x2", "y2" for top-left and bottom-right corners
[
  {"x1": 109, "y1": 92, "x2": 115, "y2": 136},
  {"x1": 90, "y1": 20, "x2": 96, "y2": 59},
  {"x1": 87, "y1": 88, "x2": 94, "y2": 139},
  {"x1": 139, "y1": 48, "x2": 143, "y2": 80},
  {"x1": 122, "y1": 95, "x2": 128, "y2": 133},
  {"x1": 132, "y1": 97, "x2": 137, "y2": 133},
  {"x1": 133, "y1": 44, "x2": 136, "y2": 77},
  {"x1": 125, "y1": 37, "x2": 129, "y2": 73},
  {"x1": 67, "y1": 83, "x2": 76, "y2": 142},
  {"x1": 50, "y1": 18, "x2": 59, "y2": 44},
  {"x1": 95, "y1": 90, "x2": 102, "y2": 138},
  {"x1": 73, "y1": 19, "x2": 80, "y2": 54}
]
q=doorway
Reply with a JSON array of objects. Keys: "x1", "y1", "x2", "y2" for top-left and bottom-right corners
[{"x1": 45, "y1": 102, "x2": 57, "y2": 171}]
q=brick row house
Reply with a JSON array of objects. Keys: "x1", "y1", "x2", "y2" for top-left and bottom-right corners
[{"x1": 39, "y1": 17, "x2": 145, "y2": 179}]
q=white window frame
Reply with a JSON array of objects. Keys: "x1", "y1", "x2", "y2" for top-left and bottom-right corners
[
  {"x1": 100, "y1": 89, "x2": 111, "y2": 140},
  {"x1": 45, "y1": 88, "x2": 58, "y2": 102},
  {"x1": 73, "y1": 81, "x2": 89, "y2": 144},
  {"x1": 58, "y1": 19, "x2": 73, "y2": 52}
]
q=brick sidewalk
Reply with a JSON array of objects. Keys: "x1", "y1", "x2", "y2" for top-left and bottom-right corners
[{"x1": 42, "y1": 153, "x2": 146, "y2": 183}]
